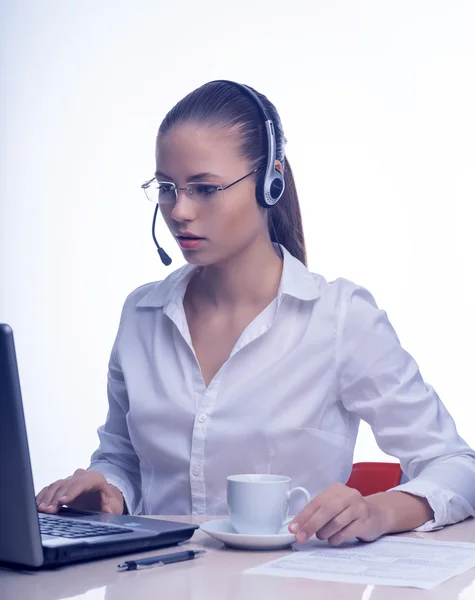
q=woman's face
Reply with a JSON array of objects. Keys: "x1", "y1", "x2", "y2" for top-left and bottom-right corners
[{"x1": 155, "y1": 122, "x2": 268, "y2": 266}]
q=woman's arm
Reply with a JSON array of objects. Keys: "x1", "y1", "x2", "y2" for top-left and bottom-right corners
[
  {"x1": 337, "y1": 282, "x2": 475, "y2": 531},
  {"x1": 289, "y1": 284, "x2": 474, "y2": 545},
  {"x1": 88, "y1": 305, "x2": 142, "y2": 515}
]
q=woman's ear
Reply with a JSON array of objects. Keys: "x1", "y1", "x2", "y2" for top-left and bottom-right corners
[{"x1": 274, "y1": 160, "x2": 284, "y2": 175}]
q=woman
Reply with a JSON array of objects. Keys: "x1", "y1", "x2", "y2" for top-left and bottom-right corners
[{"x1": 36, "y1": 80, "x2": 475, "y2": 546}]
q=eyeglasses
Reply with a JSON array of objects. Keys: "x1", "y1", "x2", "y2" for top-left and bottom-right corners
[{"x1": 141, "y1": 167, "x2": 262, "y2": 206}]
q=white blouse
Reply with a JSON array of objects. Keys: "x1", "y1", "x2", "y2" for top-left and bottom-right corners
[{"x1": 89, "y1": 246, "x2": 475, "y2": 531}]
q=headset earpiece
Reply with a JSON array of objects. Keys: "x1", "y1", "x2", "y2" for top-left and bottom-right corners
[{"x1": 256, "y1": 168, "x2": 285, "y2": 208}]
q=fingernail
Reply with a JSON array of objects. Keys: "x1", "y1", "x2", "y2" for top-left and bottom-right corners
[
  {"x1": 59, "y1": 495, "x2": 68, "y2": 501},
  {"x1": 297, "y1": 531, "x2": 308, "y2": 542},
  {"x1": 289, "y1": 523, "x2": 299, "y2": 533},
  {"x1": 38, "y1": 503, "x2": 45, "y2": 509}
]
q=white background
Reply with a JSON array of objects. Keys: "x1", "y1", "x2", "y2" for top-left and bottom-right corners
[{"x1": 1, "y1": 1, "x2": 474, "y2": 494}]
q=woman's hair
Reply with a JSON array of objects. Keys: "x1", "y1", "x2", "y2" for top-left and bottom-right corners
[{"x1": 158, "y1": 81, "x2": 307, "y2": 265}]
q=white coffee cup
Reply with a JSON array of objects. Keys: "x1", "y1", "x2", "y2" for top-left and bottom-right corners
[{"x1": 226, "y1": 474, "x2": 311, "y2": 535}]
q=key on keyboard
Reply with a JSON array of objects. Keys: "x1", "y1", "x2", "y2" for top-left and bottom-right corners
[{"x1": 38, "y1": 513, "x2": 132, "y2": 538}]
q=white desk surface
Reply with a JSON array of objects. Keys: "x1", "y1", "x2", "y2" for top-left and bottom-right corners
[{"x1": 2, "y1": 515, "x2": 475, "y2": 600}]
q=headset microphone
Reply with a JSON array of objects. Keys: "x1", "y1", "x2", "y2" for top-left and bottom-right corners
[{"x1": 152, "y1": 204, "x2": 172, "y2": 266}]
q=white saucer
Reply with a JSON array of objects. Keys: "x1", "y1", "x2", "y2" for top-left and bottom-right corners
[{"x1": 200, "y1": 518, "x2": 296, "y2": 550}]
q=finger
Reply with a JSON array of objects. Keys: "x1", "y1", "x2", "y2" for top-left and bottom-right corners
[
  {"x1": 38, "y1": 481, "x2": 65, "y2": 509},
  {"x1": 295, "y1": 503, "x2": 348, "y2": 543},
  {"x1": 40, "y1": 504, "x2": 62, "y2": 514},
  {"x1": 56, "y1": 478, "x2": 97, "y2": 505},
  {"x1": 293, "y1": 495, "x2": 353, "y2": 542},
  {"x1": 49, "y1": 482, "x2": 81, "y2": 509},
  {"x1": 37, "y1": 490, "x2": 56, "y2": 511},
  {"x1": 37, "y1": 471, "x2": 89, "y2": 510},
  {"x1": 289, "y1": 499, "x2": 322, "y2": 534},
  {"x1": 101, "y1": 499, "x2": 114, "y2": 514},
  {"x1": 315, "y1": 505, "x2": 358, "y2": 541},
  {"x1": 327, "y1": 516, "x2": 378, "y2": 547},
  {"x1": 289, "y1": 483, "x2": 350, "y2": 534},
  {"x1": 36, "y1": 487, "x2": 49, "y2": 507}
]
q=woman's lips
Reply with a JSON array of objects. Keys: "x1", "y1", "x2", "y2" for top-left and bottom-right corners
[{"x1": 178, "y1": 237, "x2": 205, "y2": 250}]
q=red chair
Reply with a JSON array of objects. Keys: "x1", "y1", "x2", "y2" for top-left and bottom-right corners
[{"x1": 346, "y1": 462, "x2": 403, "y2": 496}]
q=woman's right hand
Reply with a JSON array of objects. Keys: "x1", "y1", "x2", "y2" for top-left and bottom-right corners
[{"x1": 35, "y1": 468, "x2": 124, "y2": 514}]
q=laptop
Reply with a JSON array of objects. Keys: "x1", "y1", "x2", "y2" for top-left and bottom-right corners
[{"x1": 0, "y1": 323, "x2": 199, "y2": 568}]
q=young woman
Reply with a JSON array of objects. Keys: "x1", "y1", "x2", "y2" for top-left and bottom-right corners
[{"x1": 36, "y1": 80, "x2": 475, "y2": 546}]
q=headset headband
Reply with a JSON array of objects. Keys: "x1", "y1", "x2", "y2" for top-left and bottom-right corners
[{"x1": 210, "y1": 80, "x2": 284, "y2": 207}]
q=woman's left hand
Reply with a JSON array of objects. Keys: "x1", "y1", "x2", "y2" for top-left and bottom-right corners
[{"x1": 288, "y1": 483, "x2": 390, "y2": 546}]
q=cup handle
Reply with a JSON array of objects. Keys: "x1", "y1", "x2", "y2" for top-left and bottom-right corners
[{"x1": 287, "y1": 486, "x2": 311, "y2": 508}]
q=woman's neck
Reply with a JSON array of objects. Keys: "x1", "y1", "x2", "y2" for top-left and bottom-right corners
[{"x1": 188, "y1": 239, "x2": 283, "y2": 312}]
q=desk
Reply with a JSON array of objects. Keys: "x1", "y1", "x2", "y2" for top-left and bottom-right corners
[{"x1": 2, "y1": 516, "x2": 475, "y2": 600}]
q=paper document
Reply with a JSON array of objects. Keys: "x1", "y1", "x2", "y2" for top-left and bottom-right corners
[{"x1": 245, "y1": 536, "x2": 475, "y2": 589}]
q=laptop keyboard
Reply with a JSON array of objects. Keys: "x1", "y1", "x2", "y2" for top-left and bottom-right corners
[{"x1": 38, "y1": 513, "x2": 132, "y2": 539}]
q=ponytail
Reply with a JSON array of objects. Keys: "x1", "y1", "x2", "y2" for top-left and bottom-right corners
[{"x1": 268, "y1": 157, "x2": 307, "y2": 266}]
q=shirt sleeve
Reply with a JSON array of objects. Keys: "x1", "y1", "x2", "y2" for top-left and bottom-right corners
[
  {"x1": 87, "y1": 304, "x2": 143, "y2": 515},
  {"x1": 337, "y1": 281, "x2": 475, "y2": 531}
]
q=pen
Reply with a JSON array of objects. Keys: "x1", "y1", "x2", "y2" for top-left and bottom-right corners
[{"x1": 117, "y1": 549, "x2": 206, "y2": 571}]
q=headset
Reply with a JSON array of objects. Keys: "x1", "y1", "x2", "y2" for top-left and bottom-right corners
[
  {"x1": 215, "y1": 80, "x2": 285, "y2": 209},
  {"x1": 151, "y1": 80, "x2": 285, "y2": 266}
]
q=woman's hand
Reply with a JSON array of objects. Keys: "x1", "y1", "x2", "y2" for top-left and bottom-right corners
[
  {"x1": 36, "y1": 468, "x2": 124, "y2": 515},
  {"x1": 288, "y1": 482, "x2": 390, "y2": 546}
]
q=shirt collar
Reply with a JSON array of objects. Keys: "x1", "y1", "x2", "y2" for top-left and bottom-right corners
[{"x1": 135, "y1": 245, "x2": 323, "y2": 309}]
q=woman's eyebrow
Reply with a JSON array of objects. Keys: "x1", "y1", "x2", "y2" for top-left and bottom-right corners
[
  {"x1": 154, "y1": 170, "x2": 173, "y2": 180},
  {"x1": 154, "y1": 171, "x2": 222, "y2": 181},
  {"x1": 188, "y1": 172, "x2": 221, "y2": 181}
]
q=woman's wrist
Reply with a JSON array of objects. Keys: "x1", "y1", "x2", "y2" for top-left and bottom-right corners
[
  {"x1": 367, "y1": 490, "x2": 434, "y2": 534},
  {"x1": 107, "y1": 483, "x2": 127, "y2": 514}
]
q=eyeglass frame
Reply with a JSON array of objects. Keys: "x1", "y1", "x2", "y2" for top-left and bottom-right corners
[{"x1": 141, "y1": 166, "x2": 264, "y2": 204}]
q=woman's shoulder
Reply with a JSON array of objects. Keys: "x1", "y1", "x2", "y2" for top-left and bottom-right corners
[
  {"x1": 283, "y1": 250, "x2": 373, "y2": 306},
  {"x1": 330, "y1": 276, "x2": 376, "y2": 299},
  {"x1": 310, "y1": 268, "x2": 378, "y2": 308}
]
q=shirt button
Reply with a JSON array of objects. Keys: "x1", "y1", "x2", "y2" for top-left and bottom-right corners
[
  {"x1": 198, "y1": 414, "x2": 207, "y2": 423},
  {"x1": 192, "y1": 467, "x2": 200, "y2": 477}
]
